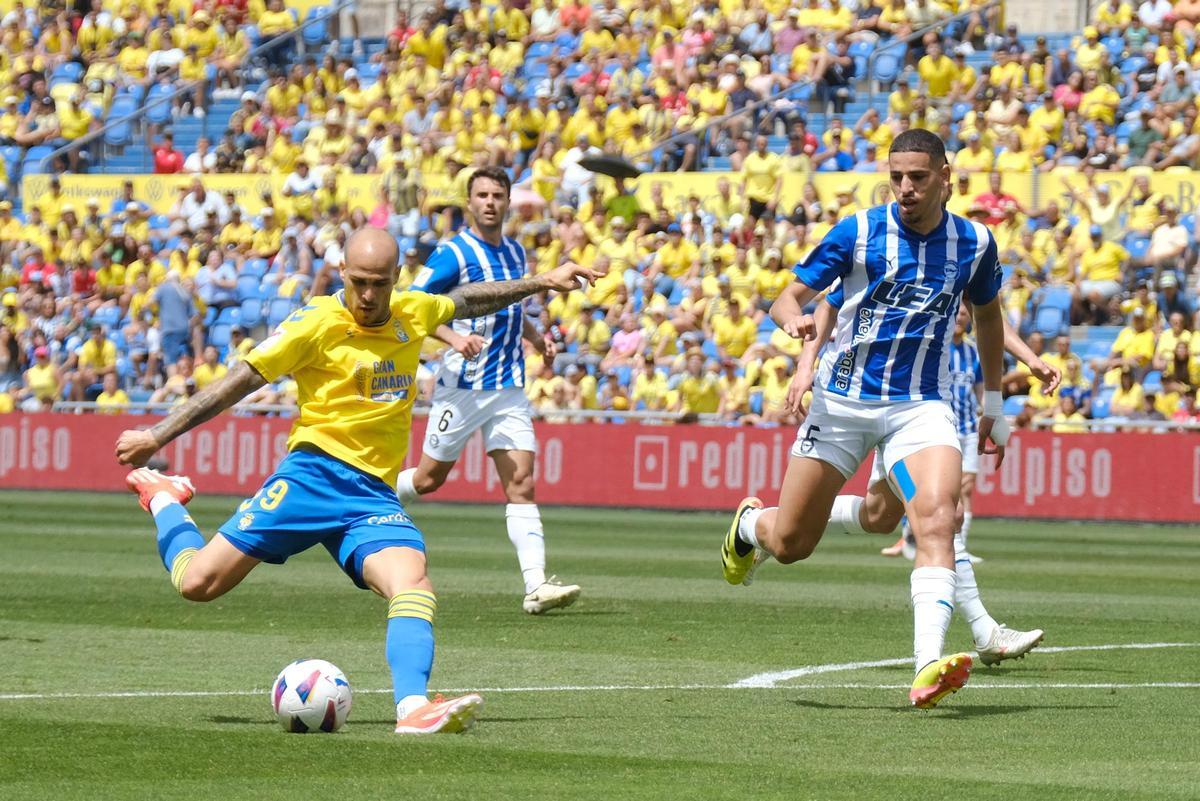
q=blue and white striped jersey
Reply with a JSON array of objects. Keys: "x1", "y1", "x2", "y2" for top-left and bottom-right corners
[
  {"x1": 796, "y1": 203, "x2": 1000, "y2": 402},
  {"x1": 948, "y1": 337, "x2": 982, "y2": 435},
  {"x1": 411, "y1": 229, "x2": 529, "y2": 390}
]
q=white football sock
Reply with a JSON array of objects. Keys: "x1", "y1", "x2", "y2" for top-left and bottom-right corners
[
  {"x1": 827, "y1": 495, "x2": 867, "y2": 534},
  {"x1": 910, "y1": 566, "x2": 957, "y2": 672},
  {"x1": 954, "y1": 532, "x2": 998, "y2": 645},
  {"x1": 506, "y1": 503, "x2": 547, "y2": 594},
  {"x1": 395, "y1": 468, "x2": 419, "y2": 505},
  {"x1": 737, "y1": 507, "x2": 766, "y2": 548},
  {"x1": 960, "y1": 512, "x2": 973, "y2": 549},
  {"x1": 149, "y1": 491, "x2": 179, "y2": 516},
  {"x1": 396, "y1": 694, "x2": 428, "y2": 718}
]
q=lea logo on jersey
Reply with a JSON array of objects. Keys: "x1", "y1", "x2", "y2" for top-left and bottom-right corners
[{"x1": 868, "y1": 280, "x2": 955, "y2": 316}]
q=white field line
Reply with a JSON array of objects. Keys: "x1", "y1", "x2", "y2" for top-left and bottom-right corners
[
  {"x1": 2, "y1": 643, "x2": 1197, "y2": 702},
  {"x1": 729, "y1": 641, "x2": 1200, "y2": 688}
]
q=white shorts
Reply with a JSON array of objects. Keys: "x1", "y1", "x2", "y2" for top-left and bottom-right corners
[
  {"x1": 959, "y1": 431, "x2": 979, "y2": 475},
  {"x1": 795, "y1": 390, "x2": 961, "y2": 493},
  {"x1": 423, "y1": 386, "x2": 537, "y2": 462}
]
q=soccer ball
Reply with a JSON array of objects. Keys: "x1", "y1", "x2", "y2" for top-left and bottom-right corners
[{"x1": 270, "y1": 659, "x2": 352, "y2": 733}]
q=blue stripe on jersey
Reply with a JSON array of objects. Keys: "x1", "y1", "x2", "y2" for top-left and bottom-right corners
[
  {"x1": 810, "y1": 204, "x2": 998, "y2": 403},
  {"x1": 948, "y1": 337, "x2": 982, "y2": 434},
  {"x1": 426, "y1": 230, "x2": 528, "y2": 391}
]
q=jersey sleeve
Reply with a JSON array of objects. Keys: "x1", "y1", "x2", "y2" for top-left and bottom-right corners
[
  {"x1": 395, "y1": 290, "x2": 457, "y2": 335},
  {"x1": 244, "y1": 303, "x2": 322, "y2": 382},
  {"x1": 966, "y1": 231, "x2": 1001, "y2": 306},
  {"x1": 825, "y1": 278, "x2": 845, "y2": 308},
  {"x1": 411, "y1": 241, "x2": 462, "y2": 294},
  {"x1": 792, "y1": 217, "x2": 856, "y2": 291}
]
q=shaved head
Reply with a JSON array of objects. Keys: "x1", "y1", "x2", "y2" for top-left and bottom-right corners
[{"x1": 341, "y1": 227, "x2": 400, "y2": 326}]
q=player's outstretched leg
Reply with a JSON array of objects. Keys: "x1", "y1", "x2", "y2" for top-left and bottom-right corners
[
  {"x1": 361, "y1": 547, "x2": 483, "y2": 735},
  {"x1": 128, "y1": 468, "x2": 202, "y2": 592},
  {"x1": 956, "y1": 528, "x2": 1044, "y2": 665},
  {"x1": 723, "y1": 457, "x2": 846, "y2": 585}
]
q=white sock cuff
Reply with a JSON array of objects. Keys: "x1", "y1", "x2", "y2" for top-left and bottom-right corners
[
  {"x1": 149, "y1": 491, "x2": 179, "y2": 516},
  {"x1": 505, "y1": 503, "x2": 540, "y2": 520},
  {"x1": 396, "y1": 468, "x2": 419, "y2": 504},
  {"x1": 911, "y1": 565, "x2": 956, "y2": 583},
  {"x1": 831, "y1": 495, "x2": 867, "y2": 534}
]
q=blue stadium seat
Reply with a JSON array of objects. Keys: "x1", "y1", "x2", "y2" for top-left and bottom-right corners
[
  {"x1": 209, "y1": 323, "x2": 232, "y2": 349},
  {"x1": 239, "y1": 298, "x2": 264, "y2": 327},
  {"x1": 1142, "y1": 370, "x2": 1163, "y2": 394},
  {"x1": 1124, "y1": 235, "x2": 1151, "y2": 261},
  {"x1": 267, "y1": 298, "x2": 296, "y2": 328},
  {"x1": 243, "y1": 259, "x2": 270, "y2": 278},
  {"x1": 215, "y1": 306, "x2": 241, "y2": 326},
  {"x1": 145, "y1": 84, "x2": 174, "y2": 125},
  {"x1": 51, "y1": 62, "x2": 84, "y2": 85},
  {"x1": 1033, "y1": 305, "x2": 1068, "y2": 338},
  {"x1": 237, "y1": 275, "x2": 263, "y2": 301},
  {"x1": 1003, "y1": 395, "x2": 1028, "y2": 416},
  {"x1": 871, "y1": 51, "x2": 903, "y2": 85},
  {"x1": 1037, "y1": 286, "x2": 1072, "y2": 313},
  {"x1": 302, "y1": 6, "x2": 330, "y2": 46}
]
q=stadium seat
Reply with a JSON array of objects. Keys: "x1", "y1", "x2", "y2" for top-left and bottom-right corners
[
  {"x1": 237, "y1": 275, "x2": 263, "y2": 301},
  {"x1": 1142, "y1": 371, "x2": 1163, "y2": 394},
  {"x1": 871, "y1": 51, "x2": 903, "y2": 86},
  {"x1": 267, "y1": 298, "x2": 296, "y2": 328},
  {"x1": 51, "y1": 62, "x2": 84, "y2": 85},
  {"x1": 1124, "y1": 236, "x2": 1151, "y2": 261},
  {"x1": 1003, "y1": 395, "x2": 1028, "y2": 416},
  {"x1": 1033, "y1": 305, "x2": 1068, "y2": 338},
  {"x1": 1037, "y1": 286, "x2": 1072, "y2": 313},
  {"x1": 239, "y1": 298, "x2": 264, "y2": 327},
  {"x1": 243, "y1": 259, "x2": 270, "y2": 278},
  {"x1": 209, "y1": 323, "x2": 232, "y2": 349},
  {"x1": 144, "y1": 84, "x2": 174, "y2": 125},
  {"x1": 302, "y1": 6, "x2": 330, "y2": 47},
  {"x1": 215, "y1": 306, "x2": 241, "y2": 326}
]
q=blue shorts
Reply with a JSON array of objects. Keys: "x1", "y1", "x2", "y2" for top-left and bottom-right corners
[{"x1": 218, "y1": 447, "x2": 424, "y2": 590}]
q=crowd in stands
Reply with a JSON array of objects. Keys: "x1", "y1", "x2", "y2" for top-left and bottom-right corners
[{"x1": 1, "y1": 0, "x2": 1200, "y2": 429}]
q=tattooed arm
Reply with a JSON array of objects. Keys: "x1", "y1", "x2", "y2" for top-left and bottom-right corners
[
  {"x1": 446, "y1": 262, "x2": 597, "y2": 320},
  {"x1": 115, "y1": 361, "x2": 268, "y2": 466}
]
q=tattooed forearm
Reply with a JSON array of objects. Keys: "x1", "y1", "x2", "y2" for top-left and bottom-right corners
[
  {"x1": 148, "y1": 361, "x2": 268, "y2": 446},
  {"x1": 448, "y1": 276, "x2": 548, "y2": 319}
]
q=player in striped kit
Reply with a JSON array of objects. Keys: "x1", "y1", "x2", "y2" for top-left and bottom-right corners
[
  {"x1": 721, "y1": 130, "x2": 1009, "y2": 708},
  {"x1": 780, "y1": 300, "x2": 1045, "y2": 668},
  {"x1": 396, "y1": 166, "x2": 582, "y2": 615}
]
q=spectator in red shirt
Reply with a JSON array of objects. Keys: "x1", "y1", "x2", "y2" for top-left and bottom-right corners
[
  {"x1": 660, "y1": 79, "x2": 690, "y2": 112},
  {"x1": 153, "y1": 131, "x2": 185, "y2": 174},
  {"x1": 70, "y1": 258, "x2": 97, "y2": 299},
  {"x1": 388, "y1": 9, "x2": 414, "y2": 48},
  {"x1": 973, "y1": 172, "x2": 1021, "y2": 226},
  {"x1": 20, "y1": 248, "x2": 57, "y2": 289},
  {"x1": 572, "y1": 53, "x2": 610, "y2": 95},
  {"x1": 560, "y1": 0, "x2": 590, "y2": 27}
]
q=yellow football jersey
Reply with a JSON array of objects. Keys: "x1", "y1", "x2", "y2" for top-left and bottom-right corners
[{"x1": 246, "y1": 290, "x2": 456, "y2": 487}]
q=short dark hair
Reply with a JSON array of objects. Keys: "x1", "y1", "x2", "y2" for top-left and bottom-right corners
[
  {"x1": 889, "y1": 129, "x2": 947, "y2": 167},
  {"x1": 467, "y1": 166, "x2": 512, "y2": 198}
]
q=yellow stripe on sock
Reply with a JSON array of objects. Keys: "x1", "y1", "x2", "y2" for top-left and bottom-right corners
[
  {"x1": 388, "y1": 591, "x2": 437, "y2": 623},
  {"x1": 170, "y1": 548, "x2": 198, "y2": 594}
]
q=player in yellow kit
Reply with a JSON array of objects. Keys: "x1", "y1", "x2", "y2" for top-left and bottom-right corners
[{"x1": 115, "y1": 228, "x2": 595, "y2": 735}]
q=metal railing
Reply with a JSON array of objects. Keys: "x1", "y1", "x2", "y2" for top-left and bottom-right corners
[
  {"x1": 865, "y1": 0, "x2": 1004, "y2": 107},
  {"x1": 48, "y1": 401, "x2": 727, "y2": 424},
  {"x1": 1027, "y1": 416, "x2": 1200, "y2": 432},
  {"x1": 39, "y1": 0, "x2": 356, "y2": 175}
]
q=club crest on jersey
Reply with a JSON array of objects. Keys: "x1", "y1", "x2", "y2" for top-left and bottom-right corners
[
  {"x1": 238, "y1": 512, "x2": 254, "y2": 531},
  {"x1": 868, "y1": 280, "x2": 955, "y2": 316},
  {"x1": 392, "y1": 320, "x2": 409, "y2": 343},
  {"x1": 943, "y1": 261, "x2": 959, "y2": 281}
]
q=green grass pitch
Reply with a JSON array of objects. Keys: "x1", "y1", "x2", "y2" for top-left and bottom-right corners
[{"x1": 1, "y1": 489, "x2": 1198, "y2": 800}]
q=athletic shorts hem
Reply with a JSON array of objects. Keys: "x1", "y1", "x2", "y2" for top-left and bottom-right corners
[{"x1": 343, "y1": 539, "x2": 426, "y2": 590}]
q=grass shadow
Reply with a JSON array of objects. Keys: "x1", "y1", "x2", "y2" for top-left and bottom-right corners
[{"x1": 789, "y1": 699, "x2": 1119, "y2": 717}]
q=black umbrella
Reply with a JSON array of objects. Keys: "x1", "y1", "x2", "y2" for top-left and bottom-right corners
[{"x1": 579, "y1": 153, "x2": 642, "y2": 179}]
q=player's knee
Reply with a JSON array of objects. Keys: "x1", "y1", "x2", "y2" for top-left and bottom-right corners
[
  {"x1": 178, "y1": 572, "x2": 222, "y2": 603},
  {"x1": 504, "y1": 472, "x2": 535, "y2": 502},
  {"x1": 863, "y1": 508, "x2": 903, "y2": 534},
  {"x1": 413, "y1": 470, "x2": 446, "y2": 494},
  {"x1": 912, "y1": 503, "x2": 956, "y2": 540}
]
